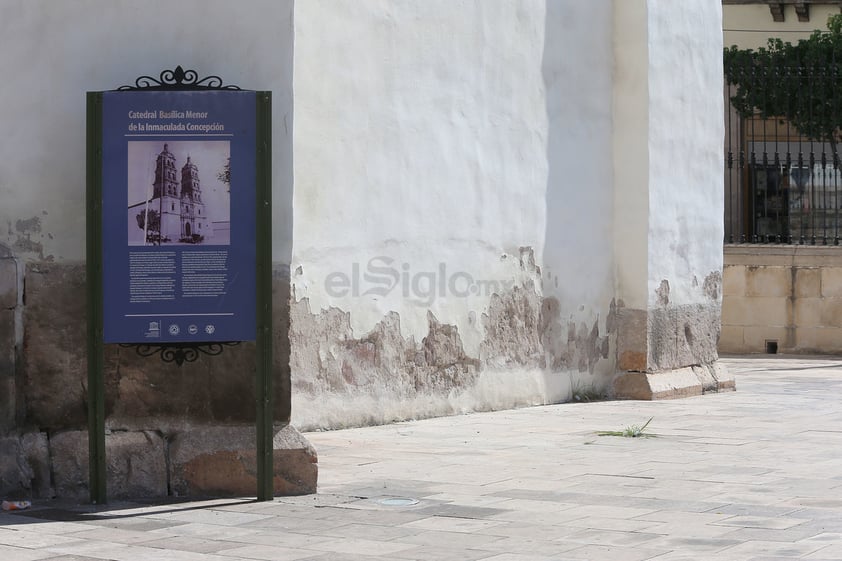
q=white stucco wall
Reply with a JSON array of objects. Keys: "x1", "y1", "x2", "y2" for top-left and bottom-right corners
[
  {"x1": 0, "y1": 0, "x2": 294, "y2": 262},
  {"x1": 292, "y1": 0, "x2": 615, "y2": 346},
  {"x1": 647, "y1": 0, "x2": 724, "y2": 307},
  {"x1": 541, "y1": 1, "x2": 615, "y2": 323},
  {"x1": 289, "y1": 0, "x2": 618, "y2": 427},
  {"x1": 613, "y1": 0, "x2": 724, "y2": 310}
]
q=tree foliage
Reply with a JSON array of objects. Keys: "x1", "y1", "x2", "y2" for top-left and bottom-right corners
[
  {"x1": 217, "y1": 157, "x2": 230, "y2": 189},
  {"x1": 136, "y1": 209, "x2": 161, "y2": 244},
  {"x1": 135, "y1": 209, "x2": 159, "y2": 231},
  {"x1": 724, "y1": 14, "x2": 842, "y2": 153}
]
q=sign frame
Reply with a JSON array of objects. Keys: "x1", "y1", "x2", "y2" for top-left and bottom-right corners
[{"x1": 86, "y1": 68, "x2": 273, "y2": 503}]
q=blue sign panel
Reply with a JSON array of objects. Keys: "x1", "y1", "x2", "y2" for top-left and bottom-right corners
[{"x1": 101, "y1": 91, "x2": 257, "y2": 343}]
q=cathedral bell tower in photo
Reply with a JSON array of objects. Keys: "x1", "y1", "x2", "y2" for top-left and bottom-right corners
[
  {"x1": 180, "y1": 155, "x2": 211, "y2": 242},
  {"x1": 151, "y1": 143, "x2": 182, "y2": 243}
]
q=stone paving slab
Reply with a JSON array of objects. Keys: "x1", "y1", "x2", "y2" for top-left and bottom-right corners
[{"x1": 2, "y1": 356, "x2": 842, "y2": 560}]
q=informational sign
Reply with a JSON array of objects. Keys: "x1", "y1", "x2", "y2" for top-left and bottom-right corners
[{"x1": 101, "y1": 91, "x2": 257, "y2": 343}]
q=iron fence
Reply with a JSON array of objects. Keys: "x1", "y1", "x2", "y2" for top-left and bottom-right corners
[{"x1": 725, "y1": 66, "x2": 842, "y2": 245}]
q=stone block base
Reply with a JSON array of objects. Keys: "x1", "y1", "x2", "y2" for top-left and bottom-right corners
[
  {"x1": 0, "y1": 425, "x2": 317, "y2": 501},
  {"x1": 170, "y1": 424, "x2": 317, "y2": 497},
  {"x1": 0, "y1": 432, "x2": 51, "y2": 499},
  {"x1": 612, "y1": 361, "x2": 735, "y2": 400}
]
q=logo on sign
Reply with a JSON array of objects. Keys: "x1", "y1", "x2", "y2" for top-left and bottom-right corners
[
  {"x1": 168, "y1": 324, "x2": 180, "y2": 335},
  {"x1": 145, "y1": 321, "x2": 160, "y2": 338}
]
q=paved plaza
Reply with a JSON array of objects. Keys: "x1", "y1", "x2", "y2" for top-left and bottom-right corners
[{"x1": 2, "y1": 356, "x2": 842, "y2": 560}]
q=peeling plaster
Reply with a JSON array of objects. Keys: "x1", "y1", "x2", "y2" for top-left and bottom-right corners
[
  {"x1": 481, "y1": 286, "x2": 609, "y2": 374},
  {"x1": 290, "y1": 264, "x2": 615, "y2": 430},
  {"x1": 9, "y1": 217, "x2": 45, "y2": 259},
  {"x1": 290, "y1": 297, "x2": 479, "y2": 399},
  {"x1": 656, "y1": 280, "x2": 670, "y2": 307},
  {"x1": 15, "y1": 217, "x2": 41, "y2": 234},
  {"x1": 703, "y1": 270, "x2": 722, "y2": 301}
]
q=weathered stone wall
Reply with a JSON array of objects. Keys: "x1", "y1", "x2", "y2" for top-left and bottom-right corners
[
  {"x1": 644, "y1": 272, "x2": 723, "y2": 372},
  {"x1": 721, "y1": 245, "x2": 842, "y2": 354},
  {"x1": 21, "y1": 263, "x2": 292, "y2": 428},
  {"x1": 613, "y1": 273, "x2": 723, "y2": 373},
  {"x1": 1, "y1": 263, "x2": 315, "y2": 501}
]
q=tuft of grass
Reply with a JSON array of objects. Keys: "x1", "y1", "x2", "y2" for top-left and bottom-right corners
[{"x1": 597, "y1": 417, "x2": 655, "y2": 438}]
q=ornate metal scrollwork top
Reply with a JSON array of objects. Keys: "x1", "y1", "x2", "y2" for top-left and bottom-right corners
[{"x1": 118, "y1": 65, "x2": 240, "y2": 91}]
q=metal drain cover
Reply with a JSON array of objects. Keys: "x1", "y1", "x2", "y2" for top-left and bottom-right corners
[{"x1": 377, "y1": 497, "x2": 419, "y2": 507}]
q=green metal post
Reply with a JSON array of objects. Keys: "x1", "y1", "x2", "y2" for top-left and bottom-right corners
[
  {"x1": 255, "y1": 91, "x2": 273, "y2": 500},
  {"x1": 86, "y1": 92, "x2": 107, "y2": 504}
]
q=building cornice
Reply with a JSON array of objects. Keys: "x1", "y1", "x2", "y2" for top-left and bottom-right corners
[{"x1": 723, "y1": 0, "x2": 842, "y2": 22}]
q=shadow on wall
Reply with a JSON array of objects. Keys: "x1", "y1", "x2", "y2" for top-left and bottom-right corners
[{"x1": 540, "y1": 1, "x2": 615, "y2": 380}]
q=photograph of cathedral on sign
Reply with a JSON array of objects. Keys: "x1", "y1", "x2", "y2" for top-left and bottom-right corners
[{"x1": 127, "y1": 141, "x2": 231, "y2": 246}]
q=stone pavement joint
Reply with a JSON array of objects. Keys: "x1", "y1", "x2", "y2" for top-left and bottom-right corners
[{"x1": 2, "y1": 356, "x2": 842, "y2": 560}]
